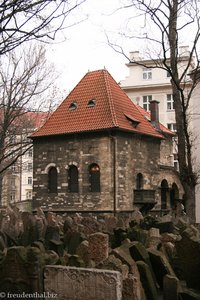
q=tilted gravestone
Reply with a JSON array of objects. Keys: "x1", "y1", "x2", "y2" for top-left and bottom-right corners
[
  {"x1": 44, "y1": 265, "x2": 122, "y2": 300},
  {"x1": 175, "y1": 230, "x2": 200, "y2": 289},
  {"x1": 0, "y1": 246, "x2": 43, "y2": 293}
]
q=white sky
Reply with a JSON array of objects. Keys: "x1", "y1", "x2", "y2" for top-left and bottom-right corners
[
  {"x1": 46, "y1": 0, "x2": 197, "y2": 97},
  {"x1": 47, "y1": 0, "x2": 131, "y2": 94}
]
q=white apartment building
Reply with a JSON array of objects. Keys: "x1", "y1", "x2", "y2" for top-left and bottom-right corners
[
  {"x1": 1, "y1": 112, "x2": 47, "y2": 210},
  {"x1": 120, "y1": 46, "x2": 200, "y2": 222}
]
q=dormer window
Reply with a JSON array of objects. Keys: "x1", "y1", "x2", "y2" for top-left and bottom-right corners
[
  {"x1": 69, "y1": 101, "x2": 78, "y2": 110},
  {"x1": 87, "y1": 99, "x2": 96, "y2": 107},
  {"x1": 124, "y1": 113, "x2": 140, "y2": 128}
]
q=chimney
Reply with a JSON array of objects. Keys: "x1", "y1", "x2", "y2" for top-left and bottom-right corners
[
  {"x1": 179, "y1": 45, "x2": 190, "y2": 57},
  {"x1": 129, "y1": 51, "x2": 140, "y2": 62},
  {"x1": 150, "y1": 100, "x2": 160, "y2": 130}
]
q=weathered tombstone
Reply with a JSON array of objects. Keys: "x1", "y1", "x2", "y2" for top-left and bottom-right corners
[
  {"x1": 154, "y1": 221, "x2": 174, "y2": 233},
  {"x1": 44, "y1": 266, "x2": 122, "y2": 300},
  {"x1": 112, "y1": 242, "x2": 141, "y2": 275},
  {"x1": 68, "y1": 254, "x2": 85, "y2": 267},
  {"x1": 148, "y1": 248, "x2": 176, "y2": 288},
  {"x1": 88, "y1": 232, "x2": 109, "y2": 263},
  {"x1": 129, "y1": 241, "x2": 156, "y2": 283},
  {"x1": 67, "y1": 231, "x2": 85, "y2": 255},
  {"x1": 127, "y1": 227, "x2": 148, "y2": 245},
  {"x1": 97, "y1": 254, "x2": 129, "y2": 280},
  {"x1": 179, "y1": 289, "x2": 200, "y2": 300},
  {"x1": 104, "y1": 215, "x2": 118, "y2": 233},
  {"x1": 175, "y1": 231, "x2": 200, "y2": 289},
  {"x1": 81, "y1": 216, "x2": 101, "y2": 235},
  {"x1": 136, "y1": 261, "x2": 158, "y2": 300},
  {"x1": 163, "y1": 274, "x2": 179, "y2": 300},
  {"x1": 76, "y1": 240, "x2": 91, "y2": 266},
  {"x1": 0, "y1": 246, "x2": 43, "y2": 293},
  {"x1": 131, "y1": 208, "x2": 144, "y2": 224},
  {"x1": 113, "y1": 228, "x2": 127, "y2": 248},
  {"x1": 122, "y1": 273, "x2": 146, "y2": 300},
  {"x1": 146, "y1": 227, "x2": 161, "y2": 249},
  {"x1": 20, "y1": 212, "x2": 38, "y2": 246}
]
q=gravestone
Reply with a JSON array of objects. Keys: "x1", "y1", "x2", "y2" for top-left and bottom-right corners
[
  {"x1": 76, "y1": 240, "x2": 91, "y2": 266},
  {"x1": 175, "y1": 231, "x2": 200, "y2": 289},
  {"x1": 97, "y1": 254, "x2": 129, "y2": 280},
  {"x1": 122, "y1": 273, "x2": 146, "y2": 300},
  {"x1": 136, "y1": 261, "x2": 158, "y2": 300},
  {"x1": 146, "y1": 227, "x2": 161, "y2": 249},
  {"x1": 163, "y1": 274, "x2": 179, "y2": 300},
  {"x1": 0, "y1": 246, "x2": 43, "y2": 293},
  {"x1": 88, "y1": 232, "x2": 109, "y2": 263},
  {"x1": 104, "y1": 215, "x2": 117, "y2": 233},
  {"x1": 44, "y1": 266, "x2": 122, "y2": 300},
  {"x1": 148, "y1": 248, "x2": 175, "y2": 288}
]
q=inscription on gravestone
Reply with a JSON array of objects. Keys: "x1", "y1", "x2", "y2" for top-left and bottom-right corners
[{"x1": 44, "y1": 266, "x2": 122, "y2": 300}]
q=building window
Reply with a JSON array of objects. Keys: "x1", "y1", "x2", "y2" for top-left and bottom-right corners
[
  {"x1": 10, "y1": 178, "x2": 15, "y2": 189},
  {"x1": 143, "y1": 68, "x2": 152, "y2": 80},
  {"x1": 10, "y1": 192, "x2": 15, "y2": 203},
  {"x1": 68, "y1": 165, "x2": 79, "y2": 193},
  {"x1": 136, "y1": 173, "x2": 143, "y2": 190},
  {"x1": 27, "y1": 148, "x2": 33, "y2": 157},
  {"x1": 27, "y1": 163, "x2": 33, "y2": 172},
  {"x1": 167, "y1": 123, "x2": 177, "y2": 132},
  {"x1": 48, "y1": 167, "x2": 57, "y2": 193},
  {"x1": 28, "y1": 177, "x2": 32, "y2": 185},
  {"x1": 26, "y1": 191, "x2": 32, "y2": 200},
  {"x1": 143, "y1": 95, "x2": 152, "y2": 111},
  {"x1": 69, "y1": 101, "x2": 78, "y2": 111},
  {"x1": 161, "y1": 179, "x2": 168, "y2": 209},
  {"x1": 87, "y1": 99, "x2": 96, "y2": 107},
  {"x1": 11, "y1": 163, "x2": 17, "y2": 173},
  {"x1": 173, "y1": 154, "x2": 179, "y2": 171},
  {"x1": 167, "y1": 94, "x2": 174, "y2": 110},
  {"x1": 89, "y1": 163, "x2": 100, "y2": 192}
]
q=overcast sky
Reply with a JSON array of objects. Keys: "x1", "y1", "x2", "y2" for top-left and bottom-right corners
[{"x1": 47, "y1": 0, "x2": 132, "y2": 94}]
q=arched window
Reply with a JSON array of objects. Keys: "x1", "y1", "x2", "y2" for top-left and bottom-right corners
[
  {"x1": 170, "y1": 183, "x2": 179, "y2": 208},
  {"x1": 89, "y1": 163, "x2": 100, "y2": 192},
  {"x1": 136, "y1": 173, "x2": 143, "y2": 190},
  {"x1": 68, "y1": 165, "x2": 79, "y2": 193},
  {"x1": 48, "y1": 167, "x2": 57, "y2": 193},
  {"x1": 161, "y1": 179, "x2": 168, "y2": 209}
]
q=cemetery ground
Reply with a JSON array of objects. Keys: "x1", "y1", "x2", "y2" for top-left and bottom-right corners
[{"x1": 0, "y1": 206, "x2": 200, "y2": 300}]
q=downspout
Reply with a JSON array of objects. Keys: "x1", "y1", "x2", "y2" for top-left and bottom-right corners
[{"x1": 110, "y1": 135, "x2": 117, "y2": 216}]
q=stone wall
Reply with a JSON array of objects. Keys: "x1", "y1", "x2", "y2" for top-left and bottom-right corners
[
  {"x1": 33, "y1": 133, "x2": 114, "y2": 212},
  {"x1": 32, "y1": 130, "x2": 182, "y2": 213}
]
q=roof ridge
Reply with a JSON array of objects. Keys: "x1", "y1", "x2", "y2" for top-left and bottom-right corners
[{"x1": 103, "y1": 70, "x2": 119, "y2": 127}]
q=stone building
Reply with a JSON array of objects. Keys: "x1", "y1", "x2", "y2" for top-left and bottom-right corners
[{"x1": 31, "y1": 69, "x2": 183, "y2": 215}]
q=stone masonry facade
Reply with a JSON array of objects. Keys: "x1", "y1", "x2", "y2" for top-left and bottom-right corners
[{"x1": 32, "y1": 130, "x2": 183, "y2": 214}]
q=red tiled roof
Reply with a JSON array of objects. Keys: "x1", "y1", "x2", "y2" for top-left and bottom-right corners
[
  {"x1": 32, "y1": 69, "x2": 166, "y2": 139},
  {"x1": 0, "y1": 109, "x2": 48, "y2": 130},
  {"x1": 25, "y1": 111, "x2": 49, "y2": 129}
]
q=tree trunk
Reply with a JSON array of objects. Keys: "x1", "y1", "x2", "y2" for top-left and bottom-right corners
[{"x1": 169, "y1": 0, "x2": 196, "y2": 222}]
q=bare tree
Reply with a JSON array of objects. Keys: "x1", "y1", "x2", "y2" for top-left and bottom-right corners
[
  {"x1": 0, "y1": 0, "x2": 87, "y2": 56},
  {"x1": 108, "y1": 0, "x2": 200, "y2": 222},
  {"x1": 0, "y1": 45, "x2": 59, "y2": 205}
]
